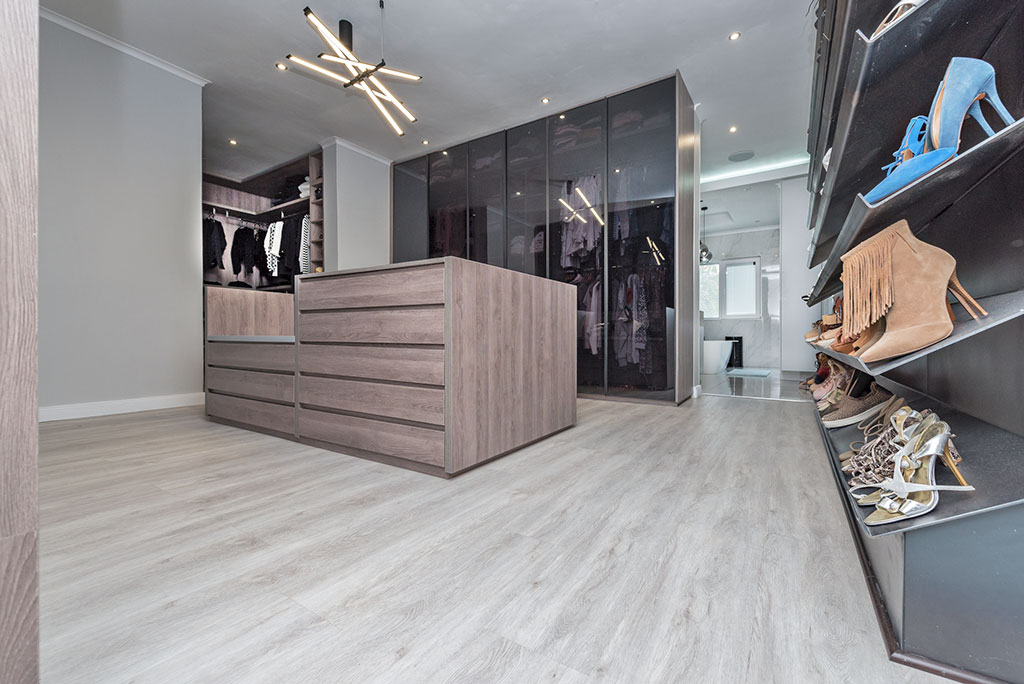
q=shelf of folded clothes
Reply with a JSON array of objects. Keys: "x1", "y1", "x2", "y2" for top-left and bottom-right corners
[
  {"x1": 805, "y1": 0, "x2": 1017, "y2": 267},
  {"x1": 806, "y1": 289, "x2": 1024, "y2": 376},
  {"x1": 815, "y1": 382, "x2": 1024, "y2": 538},
  {"x1": 806, "y1": 119, "x2": 1024, "y2": 305}
]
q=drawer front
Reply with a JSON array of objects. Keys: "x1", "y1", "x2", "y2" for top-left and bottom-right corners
[
  {"x1": 300, "y1": 309, "x2": 444, "y2": 345},
  {"x1": 297, "y1": 408, "x2": 444, "y2": 467},
  {"x1": 298, "y1": 265, "x2": 444, "y2": 310},
  {"x1": 298, "y1": 345, "x2": 445, "y2": 386},
  {"x1": 299, "y1": 376, "x2": 444, "y2": 426},
  {"x1": 206, "y1": 367, "x2": 294, "y2": 403},
  {"x1": 207, "y1": 393, "x2": 294, "y2": 434},
  {"x1": 206, "y1": 342, "x2": 294, "y2": 372}
]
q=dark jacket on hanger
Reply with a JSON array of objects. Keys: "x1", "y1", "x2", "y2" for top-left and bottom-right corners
[
  {"x1": 276, "y1": 216, "x2": 304, "y2": 277},
  {"x1": 203, "y1": 218, "x2": 226, "y2": 270},
  {"x1": 231, "y1": 227, "x2": 260, "y2": 276}
]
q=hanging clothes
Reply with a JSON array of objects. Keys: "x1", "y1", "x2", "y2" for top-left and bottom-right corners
[
  {"x1": 230, "y1": 227, "x2": 260, "y2": 277},
  {"x1": 559, "y1": 175, "x2": 602, "y2": 268},
  {"x1": 265, "y1": 221, "x2": 283, "y2": 276},
  {"x1": 202, "y1": 217, "x2": 227, "y2": 270},
  {"x1": 581, "y1": 279, "x2": 602, "y2": 355},
  {"x1": 299, "y1": 214, "x2": 311, "y2": 274}
]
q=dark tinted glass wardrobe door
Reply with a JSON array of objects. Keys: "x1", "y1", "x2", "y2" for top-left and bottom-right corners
[
  {"x1": 547, "y1": 100, "x2": 607, "y2": 395},
  {"x1": 392, "y1": 157, "x2": 428, "y2": 263},
  {"x1": 506, "y1": 119, "x2": 547, "y2": 276},
  {"x1": 468, "y1": 132, "x2": 506, "y2": 267},
  {"x1": 428, "y1": 145, "x2": 468, "y2": 258},
  {"x1": 607, "y1": 77, "x2": 676, "y2": 399}
]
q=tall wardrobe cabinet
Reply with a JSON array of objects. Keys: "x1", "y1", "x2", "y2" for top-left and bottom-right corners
[{"x1": 391, "y1": 74, "x2": 698, "y2": 403}]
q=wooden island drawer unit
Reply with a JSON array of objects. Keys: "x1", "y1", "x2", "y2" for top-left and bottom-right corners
[{"x1": 205, "y1": 258, "x2": 576, "y2": 477}]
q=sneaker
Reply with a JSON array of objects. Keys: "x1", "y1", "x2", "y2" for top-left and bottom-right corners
[{"x1": 822, "y1": 383, "x2": 894, "y2": 429}]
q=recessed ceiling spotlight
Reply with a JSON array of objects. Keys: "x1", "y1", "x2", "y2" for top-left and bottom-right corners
[
  {"x1": 421, "y1": 139, "x2": 429, "y2": 145},
  {"x1": 442, "y1": 150, "x2": 448, "y2": 155},
  {"x1": 516, "y1": 191, "x2": 521, "y2": 196},
  {"x1": 275, "y1": 63, "x2": 287, "y2": 70},
  {"x1": 729, "y1": 31, "x2": 741, "y2": 41},
  {"x1": 614, "y1": 168, "x2": 620, "y2": 173},
  {"x1": 228, "y1": 139, "x2": 238, "y2": 145},
  {"x1": 729, "y1": 125, "x2": 738, "y2": 133},
  {"x1": 541, "y1": 97, "x2": 550, "y2": 104},
  {"x1": 559, "y1": 114, "x2": 565, "y2": 119}
]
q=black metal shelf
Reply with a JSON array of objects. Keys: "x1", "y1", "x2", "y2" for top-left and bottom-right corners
[
  {"x1": 805, "y1": 0, "x2": 1018, "y2": 267},
  {"x1": 815, "y1": 381, "x2": 1024, "y2": 538},
  {"x1": 807, "y1": 289, "x2": 1024, "y2": 376},
  {"x1": 807, "y1": 120, "x2": 1024, "y2": 304}
]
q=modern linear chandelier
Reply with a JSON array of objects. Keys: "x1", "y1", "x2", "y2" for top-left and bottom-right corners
[{"x1": 285, "y1": 2, "x2": 421, "y2": 136}]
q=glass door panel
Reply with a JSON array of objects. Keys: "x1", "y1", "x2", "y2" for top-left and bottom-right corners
[
  {"x1": 607, "y1": 77, "x2": 676, "y2": 399},
  {"x1": 547, "y1": 101, "x2": 607, "y2": 395},
  {"x1": 506, "y1": 120, "x2": 547, "y2": 276},
  {"x1": 468, "y1": 133, "x2": 506, "y2": 266},
  {"x1": 428, "y1": 145, "x2": 467, "y2": 258},
  {"x1": 392, "y1": 157, "x2": 428, "y2": 263}
]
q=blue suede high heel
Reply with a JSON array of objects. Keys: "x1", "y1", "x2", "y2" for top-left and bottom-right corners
[
  {"x1": 929, "y1": 57, "x2": 1015, "y2": 150},
  {"x1": 865, "y1": 57, "x2": 1018, "y2": 204}
]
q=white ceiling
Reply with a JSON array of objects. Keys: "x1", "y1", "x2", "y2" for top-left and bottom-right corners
[
  {"x1": 41, "y1": 0, "x2": 816, "y2": 182},
  {"x1": 700, "y1": 179, "x2": 781, "y2": 234}
]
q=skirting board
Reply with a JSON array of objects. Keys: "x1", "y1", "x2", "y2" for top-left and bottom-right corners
[{"x1": 39, "y1": 392, "x2": 205, "y2": 422}]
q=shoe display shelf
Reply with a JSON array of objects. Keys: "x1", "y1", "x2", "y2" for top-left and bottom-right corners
[
  {"x1": 805, "y1": 0, "x2": 891, "y2": 202},
  {"x1": 806, "y1": 119, "x2": 1024, "y2": 305},
  {"x1": 805, "y1": 0, "x2": 1020, "y2": 268},
  {"x1": 813, "y1": 379, "x2": 1024, "y2": 683}
]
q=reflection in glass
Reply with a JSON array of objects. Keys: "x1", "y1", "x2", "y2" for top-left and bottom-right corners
[
  {"x1": 392, "y1": 157, "x2": 428, "y2": 262},
  {"x1": 468, "y1": 133, "x2": 506, "y2": 266},
  {"x1": 428, "y1": 145, "x2": 467, "y2": 258},
  {"x1": 506, "y1": 121, "x2": 547, "y2": 276}
]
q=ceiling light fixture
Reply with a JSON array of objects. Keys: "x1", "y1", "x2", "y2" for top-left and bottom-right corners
[
  {"x1": 229, "y1": 139, "x2": 238, "y2": 145},
  {"x1": 442, "y1": 150, "x2": 448, "y2": 156},
  {"x1": 421, "y1": 139, "x2": 429, "y2": 145},
  {"x1": 276, "y1": 63, "x2": 288, "y2": 71},
  {"x1": 729, "y1": 125, "x2": 738, "y2": 133},
  {"x1": 541, "y1": 97, "x2": 550, "y2": 104},
  {"x1": 559, "y1": 114, "x2": 565, "y2": 119},
  {"x1": 285, "y1": 3, "x2": 420, "y2": 136},
  {"x1": 729, "y1": 31, "x2": 741, "y2": 40},
  {"x1": 574, "y1": 187, "x2": 605, "y2": 226}
]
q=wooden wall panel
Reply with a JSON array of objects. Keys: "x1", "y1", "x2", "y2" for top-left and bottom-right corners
[
  {"x1": 206, "y1": 393, "x2": 294, "y2": 434},
  {"x1": 1, "y1": 0, "x2": 39, "y2": 679},
  {"x1": 206, "y1": 367, "x2": 294, "y2": 404},
  {"x1": 446, "y1": 259, "x2": 577, "y2": 473},
  {"x1": 299, "y1": 376, "x2": 444, "y2": 426},
  {"x1": 297, "y1": 409, "x2": 445, "y2": 466},
  {"x1": 205, "y1": 342, "x2": 295, "y2": 372},
  {"x1": 297, "y1": 265, "x2": 444, "y2": 310},
  {"x1": 205, "y1": 288, "x2": 294, "y2": 336},
  {"x1": 298, "y1": 345, "x2": 444, "y2": 385},
  {"x1": 299, "y1": 309, "x2": 444, "y2": 344}
]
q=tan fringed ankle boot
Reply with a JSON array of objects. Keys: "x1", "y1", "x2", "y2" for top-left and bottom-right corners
[{"x1": 840, "y1": 220, "x2": 983, "y2": 364}]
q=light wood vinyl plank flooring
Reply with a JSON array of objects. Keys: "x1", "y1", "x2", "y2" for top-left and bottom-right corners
[{"x1": 39, "y1": 397, "x2": 945, "y2": 683}]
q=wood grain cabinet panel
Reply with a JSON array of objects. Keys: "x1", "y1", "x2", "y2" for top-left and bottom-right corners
[
  {"x1": 206, "y1": 367, "x2": 294, "y2": 403},
  {"x1": 205, "y1": 342, "x2": 295, "y2": 372},
  {"x1": 298, "y1": 345, "x2": 444, "y2": 386},
  {"x1": 299, "y1": 309, "x2": 444, "y2": 345},
  {"x1": 297, "y1": 409, "x2": 444, "y2": 466},
  {"x1": 299, "y1": 376, "x2": 444, "y2": 426},
  {"x1": 297, "y1": 265, "x2": 444, "y2": 310},
  {"x1": 206, "y1": 393, "x2": 294, "y2": 434}
]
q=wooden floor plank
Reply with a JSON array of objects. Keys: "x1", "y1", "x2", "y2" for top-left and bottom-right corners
[{"x1": 39, "y1": 399, "x2": 946, "y2": 683}]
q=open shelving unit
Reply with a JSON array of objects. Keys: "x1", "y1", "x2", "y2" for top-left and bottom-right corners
[
  {"x1": 802, "y1": 1, "x2": 1024, "y2": 681},
  {"x1": 804, "y1": 0, "x2": 1020, "y2": 268}
]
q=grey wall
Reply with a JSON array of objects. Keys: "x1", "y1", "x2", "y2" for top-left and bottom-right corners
[
  {"x1": 321, "y1": 138, "x2": 392, "y2": 271},
  {"x1": 702, "y1": 227, "x2": 781, "y2": 369},
  {"x1": 38, "y1": 20, "x2": 203, "y2": 408},
  {"x1": 779, "y1": 176, "x2": 822, "y2": 372}
]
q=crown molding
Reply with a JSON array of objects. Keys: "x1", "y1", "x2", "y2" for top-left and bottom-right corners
[
  {"x1": 700, "y1": 159, "x2": 809, "y2": 192},
  {"x1": 40, "y1": 8, "x2": 210, "y2": 87},
  {"x1": 319, "y1": 136, "x2": 392, "y2": 166}
]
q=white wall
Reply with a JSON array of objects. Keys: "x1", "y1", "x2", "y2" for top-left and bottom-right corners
[
  {"x1": 778, "y1": 176, "x2": 822, "y2": 372},
  {"x1": 38, "y1": 19, "x2": 204, "y2": 417},
  {"x1": 320, "y1": 138, "x2": 392, "y2": 270}
]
